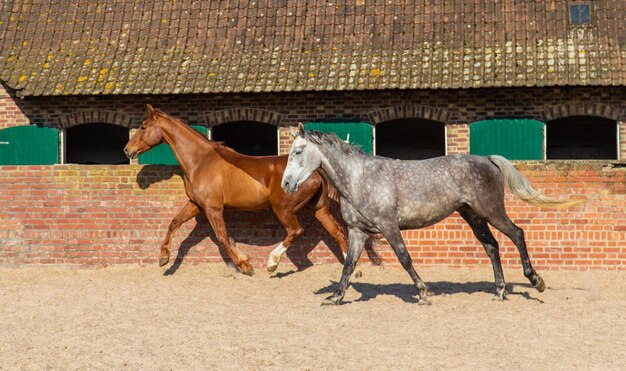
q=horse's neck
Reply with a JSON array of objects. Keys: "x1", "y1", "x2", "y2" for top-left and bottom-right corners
[
  {"x1": 318, "y1": 147, "x2": 366, "y2": 201},
  {"x1": 158, "y1": 118, "x2": 212, "y2": 177}
]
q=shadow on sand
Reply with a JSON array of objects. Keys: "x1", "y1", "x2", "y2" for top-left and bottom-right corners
[
  {"x1": 314, "y1": 280, "x2": 545, "y2": 304},
  {"x1": 273, "y1": 239, "x2": 380, "y2": 279}
]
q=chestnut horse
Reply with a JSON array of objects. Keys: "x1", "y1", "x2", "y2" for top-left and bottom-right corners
[{"x1": 124, "y1": 105, "x2": 348, "y2": 275}]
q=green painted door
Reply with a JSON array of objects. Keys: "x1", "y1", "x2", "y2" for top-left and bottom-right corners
[
  {"x1": 0, "y1": 125, "x2": 59, "y2": 165},
  {"x1": 470, "y1": 119, "x2": 544, "y2": 160},
  {"x1": 304, "y1": 122, "x2": 373, "y2": 154},
  {"x1": 139, "y1": 125, "x2": 207, "y2": 165}
]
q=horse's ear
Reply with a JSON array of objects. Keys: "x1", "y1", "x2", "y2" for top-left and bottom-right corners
[
  {"x1": 289, "y1": 127, "x2": 298, "y2": 139},
  {"x1": 297, "y1": 122, "x2": 305, "y2": 137},
  {"x1": 146, "y1": 104, "x2": 155, "y2": 116}
]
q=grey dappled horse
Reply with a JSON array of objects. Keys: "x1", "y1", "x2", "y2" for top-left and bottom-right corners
[{"x1": 281, "y1": 124, "x2": 584, "y2": 305}]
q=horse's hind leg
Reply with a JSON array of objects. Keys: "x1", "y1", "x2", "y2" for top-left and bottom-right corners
[
  {"x1": 381, "y1": 226, "x2": 430, "y2": 305},
  {"x1": 313, "y1": 204, "x2": 349, "y2": 258},
  {"x1": 267, "y1": 211, "x2": 304, "y2": 273},
  {"x1": 459, "y1": 207, "x2": 507, "y2": 300},
  {"x1": 159, "y1": 201, "x2": 201, "y2": 267},
  {"x1": 484, "y1": 206, "x2": 545, "y2": 293},
  {"x1": 205, "y1": 207, "x2": 254, "y2": 276}
]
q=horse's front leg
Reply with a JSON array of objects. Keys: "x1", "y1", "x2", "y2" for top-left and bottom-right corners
[
  {"x1": 267, "y1": 211, "x2": 303, "y2": 273},
  {"x1": 381, "y1": 226, "x2": 431, "y2": 305},
  {"x1": 322, "y1": 227, "x2": 368, "y2": 305},
  {"x1": 159, "y1": 201, "x2": 201, "y2": 267},
  {"x1": 205, "y1": 207, "x2": 254, "y2": 276},
  {"x1": 313, "y1": 204, "x2": 363, "y2": 277}
]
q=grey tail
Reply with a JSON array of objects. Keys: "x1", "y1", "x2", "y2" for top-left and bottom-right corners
[{"x1": 488, "y1": 155, "x2": 585, "y2": 209}]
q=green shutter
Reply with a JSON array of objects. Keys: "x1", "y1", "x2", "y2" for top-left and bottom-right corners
[
  {"x1": 0, "y1": 125, "x2": 59, "y2": 165},
  {"x1": 470, "y1": 119, "x2": 544, "y2": 160},
  {"x1": 304, "y1": 122, "x2": 373, "y2": 154},
  {"x1": 139, "y1": 125, "x2": 207, "y2": 165}
]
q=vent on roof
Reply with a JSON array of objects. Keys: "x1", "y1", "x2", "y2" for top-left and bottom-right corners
[{"x1": 569, "y1": 3, "x2": 592, "y2": 25}]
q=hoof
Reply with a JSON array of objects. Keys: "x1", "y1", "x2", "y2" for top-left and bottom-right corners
[
  {"x1": 158, "y1": 257, "x2": 169, "y2": 267},
  {"x1": 493, "y1": 287, "x2": 508, "y2": 301},
  {"x1": 267, "y1": 264, "x2": 278, "y2": 273},
  {"x1": 492, "y1": 293, "x2": 508, "y2": 301},
  {"x1": 354, "y1": 270, "x2": 363, "y2": 278},
  {"x1": 321, "y1": 295, "x2": 343, "y2": 306},
  {"x1": 533, "y1": 276, "x2": 546, "y2": 292},
  {"x1": 239, "y1": 261, "x2": 254, "y2": 277},
  {"x1": 417, "y1": 298, "x2": 431, "y2": 306}
]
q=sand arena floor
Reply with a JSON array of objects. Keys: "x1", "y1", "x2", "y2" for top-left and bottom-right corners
[{"x1": 1, "y1": 263, "x2": 624, "y2": 370}]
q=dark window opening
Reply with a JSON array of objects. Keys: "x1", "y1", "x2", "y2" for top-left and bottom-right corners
[
  {"x1": 569, "y1": 3, "x2": 591, "y2": 25},
  {"x1": 212, "y1": 121, "x2": 277, "y2": 156},
  {"x1": 547, "y1": 116, "x2": 616, "y2": 159},
  {"x1": 66, "y1": 123, "x2": 129, "y2": 164},
  {"x1": 376, "y1": 118, "x2": 446, "y2": 160}
]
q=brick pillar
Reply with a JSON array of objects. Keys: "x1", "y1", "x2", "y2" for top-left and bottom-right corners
[
  {"x1": 128, "y1": 128, "x2": 138, "y2": 164},
  {"x1": 0, "y1": 85, "x2": 30, "y2": 129},
  {"x1": 278, "y1": 127, "x2": 294, "y2": 155},
  {"x1": 446, "y1": 123, "x2": 470, "y2": 155}
]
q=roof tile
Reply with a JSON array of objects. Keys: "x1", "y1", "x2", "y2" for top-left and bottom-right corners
[{"x1": 0, "y1": 0, "x2": 624, "y2": 96}]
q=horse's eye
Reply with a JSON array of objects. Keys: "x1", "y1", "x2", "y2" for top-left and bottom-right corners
[
  {"x1": 295, "y1": 149, "x2": 303, "y2": 155},
  {"x1": 140, "y1": 126, "x2": 146, "y2": 130}
]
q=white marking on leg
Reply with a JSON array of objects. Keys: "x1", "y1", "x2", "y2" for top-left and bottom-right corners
[{"x1": 267, "y1": 242, "x2": 287, "y2": 270}]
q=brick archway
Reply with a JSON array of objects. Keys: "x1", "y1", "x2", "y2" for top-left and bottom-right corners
[
  {"x1": 368, "y1": 105, "x2": 451, "y2": 125},
  {"x1": 542, "y1": 103, "x2": 620, "y2": 121},
  {"x1": 204, "y1": 108, "x2": 281, "y2": 127},
  {"x1": 56, "y1": 110, "x2": 134, "y2": 129}
]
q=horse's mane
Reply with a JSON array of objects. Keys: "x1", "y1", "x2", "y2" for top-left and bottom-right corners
[
  {"x1": 303, "y1": 130, "x2": 369, "y2": 158},
  {"x1": 153, "y1": 109, "x2": 212, "y2": 144},
  {"x1": 212, "y1": 141, "x2": 240, "y2": 155}
]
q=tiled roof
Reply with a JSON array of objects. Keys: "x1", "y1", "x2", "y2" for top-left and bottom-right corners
[{"x1": 1, "y1": 1, "x2": 625, "y2": 96}]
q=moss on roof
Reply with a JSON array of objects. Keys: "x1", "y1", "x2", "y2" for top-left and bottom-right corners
[{"x1": 0, "y1": 0, "x2": 624, "y2": 96}]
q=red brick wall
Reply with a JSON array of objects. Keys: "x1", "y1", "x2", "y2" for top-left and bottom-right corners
[
  {"x1": 446, "y1": 124, "x2": 470, "y2": 155},
  {"x1": 0, "y1": 84, "x2": 29, "y2": 129},
  {"x1": 1, "y1": 162, "x2": 624, "y2": 270}
]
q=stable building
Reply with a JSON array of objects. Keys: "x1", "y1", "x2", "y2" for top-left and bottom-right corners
[{"x1": 0, "y1": 1, "x2": 624, "y2": 269}]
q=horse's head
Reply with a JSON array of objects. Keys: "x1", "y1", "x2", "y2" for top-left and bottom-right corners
[
  {"x1": 124, "y1": 104, "x2": 167, "y2": 159},
  {"x1": 281, "y1": 123, "x2": 323, "y2": 193}
]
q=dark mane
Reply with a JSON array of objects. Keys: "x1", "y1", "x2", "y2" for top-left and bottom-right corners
[
  {"x1": 303, "y1": 130, "x2": 369, "y2": 158},
  {"x1": 212, "y1": 141, "x2": 241, "y2": 156}
]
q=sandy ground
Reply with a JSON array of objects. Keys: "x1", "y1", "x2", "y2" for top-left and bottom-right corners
[{"x1": 1, "y1": 263, "x2": 625, "y2": 370}]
